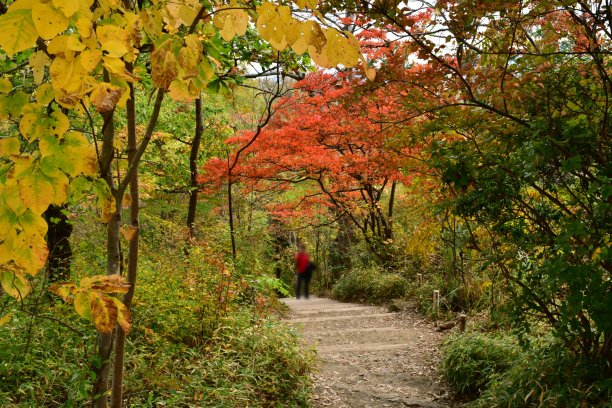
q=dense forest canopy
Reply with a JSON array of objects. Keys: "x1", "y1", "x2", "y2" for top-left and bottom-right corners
[{"x1": 0, "y1": 0, "x2": 610, "y2": 406}]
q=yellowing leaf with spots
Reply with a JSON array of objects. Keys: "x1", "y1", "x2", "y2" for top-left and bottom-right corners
[
  {"x1": 0, "y1": 78, "x2": 12, "y2": 93},
  {"x1": 151, "y1": 38, "x2": 179, "y2": 89},
  {"x1": 0, "y1": 7, "x2": 38, "y2": 56},
  {"x1": 5, "y1": 181, "x2": 28, "y2": 216},
  {"x1": 34, "y1": 83, "x2": 55, "y2": 105},
  {"x1": 74, "y1": 290, "x2": 92, "y2": 320},
  {"x1": 57, "y1": 131, "x2": 97, "y2": 177},
  {"x1": 49, "y1": 282, "x2": 77, "y2": 301},
  {"x1": 19, "y1": 208, "x2": 48, "y2": 241},
  {"x1": 0, "y1": 137, "x2": 20, "y2": 156},
  {"x1": 9, "y1": 231, "x2": 48, "y2": 275},
  {"x1": 29, "y1": 50, "x2": 51, "y2": 85},
  {"x1": 113, "y1": 297, "x2": 130, "y2": 333},
  {"x1": 80, "y1": 49, "x2": 102, "y2": 72},
  {"x1": 325, "y1": 30, "x2": 359, "y2": 67},
  {"x1": 90, "y1": 82, "x2": 125, "y2": 112},
  {"x1": 256, "y1": 3, "x2": 292, "y2": 50},
  {"x1": 213, "y1": 6, "x2": 249, "y2": 41},
  {"x1": 120, "y1": 225, "x2": 139, "y2": 242},
  {"x1": 80, "y1": 274, "x2": 130, "y2": 293},
  {"x1": 18, "y1": 170, "x2": 54, "y2": 215},
  {"x1": 295, "y1": 0, "x2": 317, "y2": 9},
  {"x1": 90, "y1": 291, "x2": 118, "y2": 333},
  {"x1": 52, "y1": 0, "x2": 79, "y2": 18},
  {"x1": 97, "y1": 25, "x2": 133, "y2": 58},
  {"x1": 32, "y1": 1, "x2": 69, "y2": 40},
  {"x1": 0, "y1": 270, "x2": 31, "y2": 299}
]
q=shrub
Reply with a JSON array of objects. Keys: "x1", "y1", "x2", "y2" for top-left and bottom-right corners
[
  {"x1": 472, "y1": 343, "x2": 612, "y2": 408},
  {"x1": 331, "y1": 267, "x2": 409, "y2": 304},
  {"x1": 441, "y1": 332, "x2": 519, "y2": 396}
]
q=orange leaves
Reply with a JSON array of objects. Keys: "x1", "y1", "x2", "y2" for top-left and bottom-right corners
[{"x1": 50, "y1": 275, "x2": 131, "y2": 333}]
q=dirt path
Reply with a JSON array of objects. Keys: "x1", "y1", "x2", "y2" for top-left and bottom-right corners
[{"x1": 282, "y1": 296, "x2": 453, "y2": 408}]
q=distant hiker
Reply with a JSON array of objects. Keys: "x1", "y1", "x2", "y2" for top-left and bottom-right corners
[{"x1": 295, "y1": 244, "x2": 315, "y2": 299}]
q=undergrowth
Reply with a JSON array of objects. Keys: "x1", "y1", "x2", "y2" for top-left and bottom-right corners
[
  {"x1": 0, "y1": 201, "x2": 312, "y2": 407},
  {"x1": 331, "y1": 266, "x2": 408, "y2": 305},
  {"x1": 441, "y1": 331, "x2": 612, "y2": 407}
]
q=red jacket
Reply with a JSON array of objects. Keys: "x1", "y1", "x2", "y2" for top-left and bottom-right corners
[{"x1": 295, "y1": 251, "x2": 309, "y2": 274}]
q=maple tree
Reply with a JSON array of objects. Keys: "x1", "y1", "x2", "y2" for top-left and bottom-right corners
[{"x1": 199, "y1": 32, "x2": 405, "y2": 258}]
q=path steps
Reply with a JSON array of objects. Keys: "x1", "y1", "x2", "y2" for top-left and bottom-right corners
[{"x1": 282, "y1": 296, "x2": 450, "y2": 408}]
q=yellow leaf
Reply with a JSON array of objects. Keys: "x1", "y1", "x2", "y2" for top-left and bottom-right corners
[
  {"x1": 50, "y1": 171, "x2": 69, "y2": 205},
  {"x1": 287, "y1": 20, "x2": 320, "y2": 55},
  {"x1": 0, "y1": 313, "x2": 13, "y2": 326},
  {"x1": 90, "y1": 82, "x2": 125, "y2": 113},
  {"x1": 140, "y1": 9, "x2": 163, "y2": 38},
  {"x1": 35, "y1": 83, "x2": 55, "y2": 106},
  {"x1": 82, "y1": 274, "x2": 130, "y2": 294},
  {"x1": 75, "y1": 17, "x2": 92, "y2": 39},
  {"x1": 5, "y1": 181, "x2": 28, "y2": 216},
  {"x1": 102, "y1": 56, "x2": 136, "y2": 81},
  {"x1": 29, "y1": 50, "x2": 50, "y2": 85},
  {"x1": 120, "y1": 225, "x2": 139, "y2": 242},
  {"x1": 0, "y1": 78, "x2": 12, "y2": 93},
  {"x1": 18, "y1": 171, "x2": 54, "y2": 215},
  {"x1": 66, "y1": 34, "x2": 86, "y2": 52},
  {"x1": 151, "y1": 38, "x2": 178, "y2": 89},
  {"x1": 52, "y1": 0, "x2": 79, "y2": 18},
  {"x1": 49, "y1": 56, "x2": 75, "y2": 90},
  {"x1": 325, "y1": 29, "x2": 359, "y2": 67},
  {"x1": 96, "y1": 25, "x2": 132, "y2": 58},
  {"x1": 101, "y1": 194, "x2": 116, "y2": 223},
  {"x1": 112, "y1": 297, "x2": 131, "y2": 333},
  {"x1": 256, "y1": 3, "x2": 292, "y2": 50},
  {"x1": 32, "y1": 2, "x2": 69, "y2": 40},
  {"x1": 19, "y1": 113, "x2": 40, "y2": 141},
  {"x1": 179, "y1": 5, "x2": 197, "y2": 26},
  {"x1": 214, "y1": 6, "x2": 249, "y2": 41},
  {"x1": 19, "y1": 208, "x2": 48, "y2": 241},
  {"x1": 74, "y1": 290, "x2": 92, "y2": 320},
  {"x1": 80, "y1": 49, "x2": 102, "y2": 72},
  {"x1": 49, "y1": 282, "x2": 77, "y2": 300},
  {"x1": 0, "y1": 137, "x2": 20, "y2": 156},
  {"x1": 169, "y1": 78, "x2": 195, "y2": 102},
  {"x1": 90, "y1": 291, "x2": 118, "y2": 333},
  {"x1": 0, "y1": 270, "x2": 30, "y2": 299},
  {"x1": 57, "y1": 131, "x2": 97, "y2": 177},
  {"x1": 0, "y1": 7, "x2": 38, "y2": 56}
]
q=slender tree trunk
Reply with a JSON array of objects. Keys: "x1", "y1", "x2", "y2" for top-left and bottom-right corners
[
  {"x1": 94, "y1": 107, "x2": 119, "y2": 408},
  {"x1": 228, "y1": 179, "x2": 237, "y2": 259},
  {"x1": 110, "y1": 83, "x2": 139, "y2": 408},
  {"x1": 187, "y1": 97, "x2": 203, "y2": 240},
  {"x1": 386, "y1": 181, "x2": 396, "y2": 240}
]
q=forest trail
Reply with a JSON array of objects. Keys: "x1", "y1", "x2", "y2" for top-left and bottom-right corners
[{"x1": 282, "y1": 296, "x2": 452, "y2": 408}]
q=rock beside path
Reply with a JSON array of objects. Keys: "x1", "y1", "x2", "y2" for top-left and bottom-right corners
[{"x1": 282, "y1": 296, "x2": 453, "y2": 408}]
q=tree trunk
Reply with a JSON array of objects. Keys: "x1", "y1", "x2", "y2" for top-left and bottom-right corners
[
  {"x1": 93, "y1": 107, "x2": 119, "y2": 408},
  {"x1": 228, "y1": 178, "x2": 237, "y2": 259},
  {"x1": 386, "y1": 181, "x2": 396, "y2": 240},
  {"x1": 44, "y1": 204, "x2": 73, "y2": 282},
  {"x1": 187, "y1": 97, "x2": 203, "y2": 240},
  {"x1": 110, "y1": 82, "x2": 139, "y2": 408}
]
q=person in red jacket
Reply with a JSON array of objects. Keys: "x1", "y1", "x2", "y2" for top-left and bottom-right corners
[{"x1": 295, "y1": 243, "x2": 313, "y2": 299}]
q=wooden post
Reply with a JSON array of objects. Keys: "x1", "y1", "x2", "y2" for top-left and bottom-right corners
[
  {"x1": 458, "y1": 313, "x2": 466, "y2": 332},
  {"x1": 416, "y1": 273, "x2": 423, "y2": 283},
  {"x1": 433, "y1": 290, "x2": 440, "y2": 313}
]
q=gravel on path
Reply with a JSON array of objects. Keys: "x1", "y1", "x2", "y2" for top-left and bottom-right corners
[{"x1": 282, "y1": 296, "x2": 454, "y2": 408}]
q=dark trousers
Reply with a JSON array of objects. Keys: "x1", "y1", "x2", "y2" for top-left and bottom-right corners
[{"x1": 296, "y1": 271, "x2": 312, "y2": 299}]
